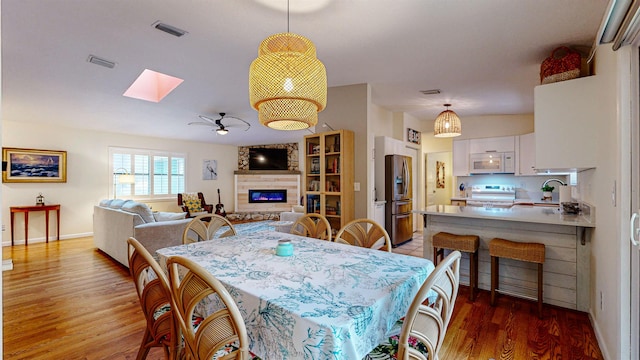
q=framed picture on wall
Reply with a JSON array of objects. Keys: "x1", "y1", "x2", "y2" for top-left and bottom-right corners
[
  {"x1": 436, "y1": 161, "x2": 445, "y2": 188},
  {"x1": 2, "y1": 147, "x2": 67, "y2": 183},
  {"x1": 203, "y1": 159, "x2": 217, "y2": 180},
  {"x1": 408, "y1": 128, "x2": 421, "y2": 144}
]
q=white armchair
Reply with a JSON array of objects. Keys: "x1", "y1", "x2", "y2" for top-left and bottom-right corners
[{"x1": 276, "y1": 206, "x2": 305, "y2": 233}]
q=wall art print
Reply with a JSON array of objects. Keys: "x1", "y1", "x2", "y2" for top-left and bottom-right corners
[
  {"x1": 2, "y1": 147, "x2": 67, "y2": 183},
  {"x1": 203, "y1": 159, "x2": 218, "y2": 180},
  {"x1": 436, "y1": 160, "x2": 445, "y2": 189},
  {"x1": 407, "y1": 128, "x2": 421, "y2": 145}
]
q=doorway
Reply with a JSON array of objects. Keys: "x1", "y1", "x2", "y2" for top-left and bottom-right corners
[{"x1": 425, "y1": 151, "x2": 452, "y2": 206}]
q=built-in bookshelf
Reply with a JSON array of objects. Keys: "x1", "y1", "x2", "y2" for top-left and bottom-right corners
[{"x1": 303, "y1": 130, "x2": 354, "y2": 235}]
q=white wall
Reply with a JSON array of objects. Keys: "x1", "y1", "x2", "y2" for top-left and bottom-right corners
[
  {"x1": 318, "y1": 84, "x2": 369, "y2": 220},
  {"x1": 577, "y1": 45, "x2": 624, "y2": 360},
  {"x1": 2, "y1": 120, "x2": 237, "y2": 244}
]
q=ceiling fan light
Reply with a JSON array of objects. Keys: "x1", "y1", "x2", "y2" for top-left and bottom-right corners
[
  {"x1": 216, "y1": 128, "x2": 229, "y2": 135},
  {"x1": 434, "y1": 104, "x2": 462, "y2": 138},
  {"x1": 249, "y1": 32, "x2": 327, "y2": 130}
]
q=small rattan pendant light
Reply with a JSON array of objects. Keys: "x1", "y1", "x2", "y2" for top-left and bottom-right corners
[
  {"x1": 434, "y1": 104, "x2": 462, "y2": 137},
  {"x1": 249, "y1": 1, "x2": 327, "y2": 130}
]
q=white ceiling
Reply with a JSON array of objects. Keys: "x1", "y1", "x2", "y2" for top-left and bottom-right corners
[{"x1": 1, "y1": 0, "x2": 609, "y2": 146}]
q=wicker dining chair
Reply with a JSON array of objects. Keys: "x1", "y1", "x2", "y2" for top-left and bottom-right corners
[
  {"x1": 334, "y1": 218, "x2": 392, "y2": 252},
  {"x1": 166, "y1": 255, "x2": 260, "y2": 360},
  {"x1": 364, "y1": 251, "x2": 461, "y2": 360},
  {"x1": 289, "y1": 213, "x2": 332, "y2": 241},
  {"x1": 127, "y1": 237, "x2": 179, "y2": 360},
  {"x1": 182, "y1": 213, "x2": 237, "y2": 244}
]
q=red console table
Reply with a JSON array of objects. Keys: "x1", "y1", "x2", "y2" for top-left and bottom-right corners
[{"x1": 10, "y1": 204, "x2": 60, "y2": 245}]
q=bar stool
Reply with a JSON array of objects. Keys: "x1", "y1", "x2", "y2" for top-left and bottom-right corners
[
  {"x1": 432, "y1": 232, "x2": 479, "y2": 301},
  {"x1": 489, "y1": 238, "x2": 546, "y2": 318}
]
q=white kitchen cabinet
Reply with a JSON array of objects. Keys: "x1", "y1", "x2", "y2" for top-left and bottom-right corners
[
  {"x1": 517, "y1": 132, "x2": 537, "y2": 176},
  {"x1": 452, "y1": 139, "x2": 469, "y2": 176},
  {"x1": 374, "y1": 201, "x2": 386, "y2": 226},
  {"x1": 469, "y1": 136, "x2": 515, "y2": 153},
  {"x1": 534, "y1": 76, "x2": 599, "y2": 170}
]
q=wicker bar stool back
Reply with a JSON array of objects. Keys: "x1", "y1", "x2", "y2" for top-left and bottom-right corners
[
  {"x1": 489, "y1": 238, "x2": 546, "y2": 318},
  {"x1": 432, "y1": 231, "x2": 480, "y2": 301}
]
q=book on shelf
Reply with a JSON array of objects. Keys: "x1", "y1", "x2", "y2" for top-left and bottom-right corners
[{"x1": 310, "y1": 158, "x2": 320, "y2": 174}]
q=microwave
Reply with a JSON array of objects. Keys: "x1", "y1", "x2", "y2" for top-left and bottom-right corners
[{"x1": 469, "y1": 152, "x2": 515, "y2": 174}]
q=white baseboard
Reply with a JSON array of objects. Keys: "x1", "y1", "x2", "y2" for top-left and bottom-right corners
[
  {"x1": 2, "y1": 232, "x2": 93, "y2": 247},
  {"x1": 589, "y1": 309, "x2": 611, "y2": 360}
]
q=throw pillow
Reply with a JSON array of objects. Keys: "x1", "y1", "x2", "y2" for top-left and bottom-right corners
[
  {"x1": 99, "y1": 199, "x2": 113, "y2": 207},
  {"x1": 182, "y1": 193, "x2": 202, "y2": 214},
  {"x1": 121, "y1": 201, "x2": 156, "y2": 223},
  {"x1": 154, "y1": 211, "x2": 187, "y2": 222},
  {"x1": 109, "y1": 199, "x2": 126, "y2": 209}
]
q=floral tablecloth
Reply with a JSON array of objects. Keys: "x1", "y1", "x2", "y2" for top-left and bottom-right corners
[{"x1": 156, "y1": 231, "x2": 434, "y2": 360}]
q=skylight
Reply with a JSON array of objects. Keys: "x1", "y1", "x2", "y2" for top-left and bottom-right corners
[{"x1": 123, "y1": 69, "x2": 183, "y2": 103}]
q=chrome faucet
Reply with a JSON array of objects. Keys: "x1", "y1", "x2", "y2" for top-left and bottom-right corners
[{"x1": 542, "y1": 178, "x2": 566, "y2": 188}]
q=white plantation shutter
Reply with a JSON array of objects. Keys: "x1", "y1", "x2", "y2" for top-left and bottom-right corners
[
  {"x1": 134, "y1": 154, "x2": 150, "y2": 196},
  {"x1": 109, "y1": 147, "x2": 186, "y2": 199},
  {"x1": 171, "y1": 157, "x2": 185, "y2": 194},
  {"x1": 154, "y1": 156, "x2": 169, "y2": 195}
]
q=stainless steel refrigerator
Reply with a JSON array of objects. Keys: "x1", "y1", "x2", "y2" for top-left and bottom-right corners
[{"x1": 384, "y1": 154, "x2": 413, "y2": 246}]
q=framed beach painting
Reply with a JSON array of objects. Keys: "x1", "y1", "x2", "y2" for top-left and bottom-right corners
[{"x1": 2, "y1": 147, "x2": 67, "y2": 183}]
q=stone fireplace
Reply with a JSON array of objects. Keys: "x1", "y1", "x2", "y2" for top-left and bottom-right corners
[{"x1": 231, "y1": 143, "x2": 301, "y2": 221}]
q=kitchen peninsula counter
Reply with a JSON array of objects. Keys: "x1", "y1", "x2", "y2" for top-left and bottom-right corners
[
  {"x1": 417, "y1": 204, "x2": 595, "y2": 228},
  {"x1": 416, "y1": 204, "x2": 595, "y2": 311}
]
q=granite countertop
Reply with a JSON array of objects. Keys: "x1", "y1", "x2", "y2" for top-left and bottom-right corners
[{"x1": 415, "y1": 204, "x2": 595, "y2": 227}]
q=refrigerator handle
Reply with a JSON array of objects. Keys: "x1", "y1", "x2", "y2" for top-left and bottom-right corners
[{"x1": 402, "y1": 158, "x2": 409, "y2": 198}]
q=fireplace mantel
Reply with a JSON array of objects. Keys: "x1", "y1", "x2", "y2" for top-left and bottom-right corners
[{"x1": 234, "y1": 170, "x2": 301, "y2": 175}]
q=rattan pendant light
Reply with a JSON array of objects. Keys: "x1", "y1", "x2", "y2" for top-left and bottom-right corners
[
  {"x1": 249, "y1": 2, "x2": 326, "y2": 130},
  {"x1": 434, "y1": 104, "x2": 462, "y2": 137}
]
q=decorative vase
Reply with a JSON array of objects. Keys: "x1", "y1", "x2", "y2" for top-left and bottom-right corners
[{"x1": 542, "y1": 191, "x2": 552, "y2": 201}]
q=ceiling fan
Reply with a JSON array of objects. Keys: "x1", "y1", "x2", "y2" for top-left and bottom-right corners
[{"x1": 188, "y1": 113, "x2": 250, "y2": 135}]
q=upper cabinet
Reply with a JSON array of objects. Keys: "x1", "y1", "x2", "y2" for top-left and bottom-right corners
[
  {"x1": 534, "y1": 76, "x2": 598, "y2": 171},
  {"x1": 452, "y1": 139, "x2": 469, "y2": 176},
  {"x1": 469, "y1": 136, "x2": 515, "y2": 153},
  {"x1": 516, "y1": 132, "x2": 536, "y2": 176}
]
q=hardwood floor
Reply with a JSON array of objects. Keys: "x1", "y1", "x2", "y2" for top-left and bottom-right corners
[{"x1": 3, "y1": 236, "x2": 603, "y2": 360}]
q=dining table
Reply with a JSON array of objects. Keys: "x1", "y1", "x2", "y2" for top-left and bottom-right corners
[{"x1": 156, "y1": 230, "x2": 435, "y2": 360}]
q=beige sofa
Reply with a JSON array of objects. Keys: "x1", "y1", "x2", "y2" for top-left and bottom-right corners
[{"x1": 93, "y1": 199, "x2": 191, "y2": 267}]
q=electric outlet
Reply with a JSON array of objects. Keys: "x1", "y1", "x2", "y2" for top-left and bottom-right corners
[
  {"x1": 1, "y1": 224, "x2": 4, "y2": 231},
  {"x1": 354, "y1": 182, "x2": 360, "y2": 191}
]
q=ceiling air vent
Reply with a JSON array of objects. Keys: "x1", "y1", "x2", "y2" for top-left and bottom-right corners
[
  {"x1": 87, "y1": 55, "x2": 116, "y2": 69},
  {"x1": 152, "y1": 21, "x2": 188, "y2": 37},
  {"x1": 420, "y1": 89, "x2": 441, "y2": 95}
]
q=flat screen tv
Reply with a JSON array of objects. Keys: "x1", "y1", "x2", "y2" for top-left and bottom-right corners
[{"x1": 249, "y1": 148, "x2": 288, "y2": 170}]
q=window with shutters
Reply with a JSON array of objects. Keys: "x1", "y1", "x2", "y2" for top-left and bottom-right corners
[{"x1": 109, "y1": 147, "x2": 186, "y2": 199}]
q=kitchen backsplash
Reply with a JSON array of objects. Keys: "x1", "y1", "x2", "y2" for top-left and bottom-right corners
[{"x1": 456, "y1": 174, "x2": 571, "y2": 202}]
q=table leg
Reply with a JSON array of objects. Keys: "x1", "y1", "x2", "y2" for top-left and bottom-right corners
[
  {"x1": 45, "y1": 210, "x2": 50, "y2": 243},
  {"x1": 10, "y1": 212, "x2": 15, "y2": 246},
  {"x1": 56, "y1": 209, "x2": 60, "y2": 240},
  {"x1": 24, "y1": 212, "x2": 29, "y2": 246}
]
